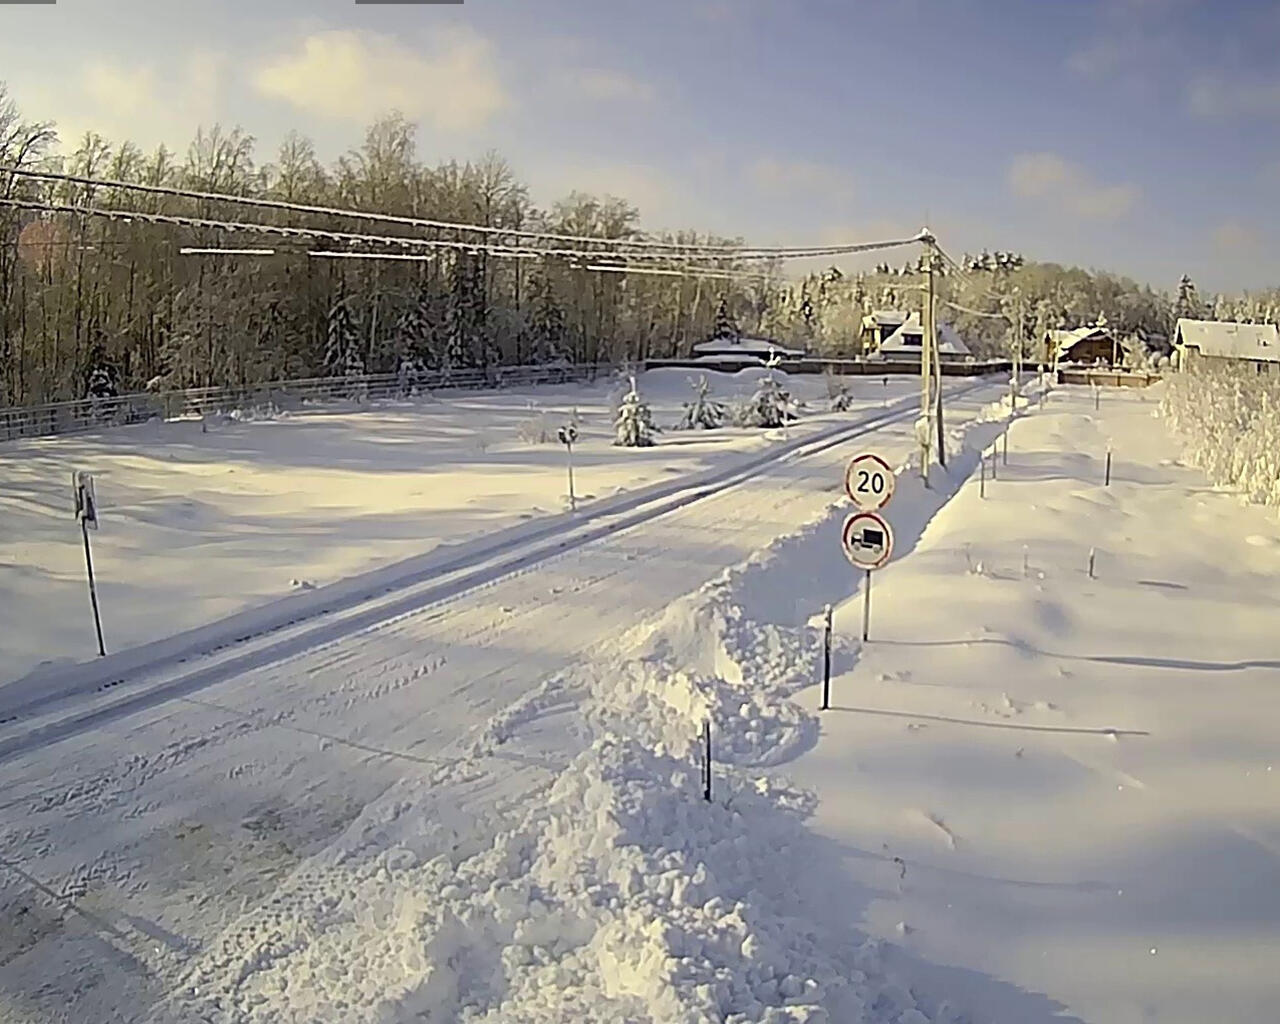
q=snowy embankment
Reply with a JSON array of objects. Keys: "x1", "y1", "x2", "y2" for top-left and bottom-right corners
[
  {"x1": 144, "y1": 389, "x2": 1024, "y2": 1023},
  {"x1": 791, "y1": 385, "x2": 1280, "y2": 1024},
  {"x1": 0, "y1": 369, "x2": 915, "y2": 688}
]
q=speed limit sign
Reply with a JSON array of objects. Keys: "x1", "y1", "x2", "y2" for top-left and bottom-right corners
[{"x1": 844, "y1": 452, "x2": 895, "y2": 511}]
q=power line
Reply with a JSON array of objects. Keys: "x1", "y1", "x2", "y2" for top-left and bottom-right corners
[
  {"x1": 0, "y1": 196, "x2": 922, "y2": 264},
  {"x1": 0, "y1": 165, "x2": 928, "y2": 259}
]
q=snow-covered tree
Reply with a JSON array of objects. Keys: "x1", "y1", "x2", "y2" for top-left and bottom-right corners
[
  {"x1": 397, "y1": 355, "x2": 428, "y2": 397},
  {"x1": 614, "y1": 377, "x2": 657, "y2": 447},
  {"x1": 675, "y1": 374, "x2": 727, "y2": 429},
  {"x1": 86, "y1": 362, "x2": 117, "y2": 422},
  {"x1": 324, "y1": 300, "x2": 360, "y2": 376},
  {"x1": 828, "y1": 374, "x2": 854, "y2": 412},
  {"x1": 1174, "y1": 274, "x2": 1205, "y2": 324},
  {"x1": 739, "y1": 372, "x2": 799, "y2": 428},
  {"x1": 712, "y1": 296, "x2": 738, "y2": 341}
]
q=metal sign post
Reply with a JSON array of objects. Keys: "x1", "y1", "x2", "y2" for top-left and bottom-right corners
[
  {"x1": 72, "y1": 471, "x2": 106, "y2": 657},
  {"x1": 557, "y1": 424, "x2": 578, "y2": 511},
  {"x1": 841, "y1": 510, "x2": 895, "y2": 644}
]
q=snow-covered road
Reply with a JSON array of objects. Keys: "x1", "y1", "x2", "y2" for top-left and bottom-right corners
[{"x1": 0, "y1": 378, "x2": 1009, "y2": 1022}]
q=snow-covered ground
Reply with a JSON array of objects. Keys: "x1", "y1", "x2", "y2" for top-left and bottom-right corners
[
  {"x1": 0, "y1": 368, "x2": 915, "y2": 689},
  {"x1": 791, "y1": 384, "x2": 1280, "y2": 1023},
  {"x1": 3, "y1": 378, "x2": 1276, "y2": 1023},
  {"x1": 0, "y1": 375, "x2": 1003, "y2": 1023}
]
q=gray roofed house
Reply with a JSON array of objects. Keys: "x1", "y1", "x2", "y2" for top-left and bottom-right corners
[{"x1": 1173, "y1": 318, "x2": 1279, "y2": 374}]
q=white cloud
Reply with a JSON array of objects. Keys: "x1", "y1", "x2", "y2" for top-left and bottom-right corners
[
  {"x1": 562, "y1": 68, "x2": 656, "y2": 103},
  {"x1": 535, "y1": 160, "x2": 680, "y2": 224},
  {"x1": 253, "y1": 28, "x2": 506, "y2": 131},
  {"x1": 1188, "y1": 75, "x2": 1280, "y2": 118},
  {"x1": 748, "y1": 158, "x2": 854, "y2": 202},
  {"x1": 21, "y1": 53, "x2": 225, "y2": 154},
  {"x1": 1008, "y1": 152, "x2": 1139, "y2": 219},
  {"x1": 1211, "y1": 220, "x2": 1260, "y2": 253}
]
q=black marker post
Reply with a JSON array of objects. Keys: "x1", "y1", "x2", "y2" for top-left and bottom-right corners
[{"x1": 73, "y1": 472, "x2": 106, "y2": 657}]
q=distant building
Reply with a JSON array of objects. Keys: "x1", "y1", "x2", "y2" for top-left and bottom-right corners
[
  {"x1": 1046, "y1": 324, "x2": 1128, "y2": 367},
  {"x1": 860, "y1": 310, "x2": 911, "y2": 353},
  {"x1": 1173, "y1": 319, "x2": 1279, "y2": 375},
  {"x1": 689, "y1": 335, "x2": 807, "y2": 366},
  {"x1": 867, "y1": 311, "x2": 970, "y2": 359}
]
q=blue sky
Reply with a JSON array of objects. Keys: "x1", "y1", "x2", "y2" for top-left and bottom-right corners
[{"x1": 1, "y1": 0, "x2": 1278, "y2": 292}]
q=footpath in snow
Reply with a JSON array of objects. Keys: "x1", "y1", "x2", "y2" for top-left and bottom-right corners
[
  {"x1": 0, "y1": 379, "x2": 1012, "y2": 1023},
  {"x1": 792, "y1": 384, "x2": 1280, "y2": 1023},
  {"x1": 0, "y1": 368, "x2": 918, "y2": 689}
]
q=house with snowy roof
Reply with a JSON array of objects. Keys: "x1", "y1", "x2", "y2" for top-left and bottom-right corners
[
  {"x1": 866, "y1": 312, "x2": 970, "y2": 359},
  {"x1": 689, "y1": 335, "x2": 807, "y2": 365},
  {"x1": 860, "y1": 310, "x2": 911, "y2": 353},
  {"x1": 1046, "y1": 323, "x2": 1129, "y2": 367},
  {"x1": 1173, "y1": 319, "x2": 1279, "y2": 375}
]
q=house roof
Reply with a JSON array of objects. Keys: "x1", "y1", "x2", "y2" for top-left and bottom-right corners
[
  {"x1": 1048, "y1": 326, "x2": 1120, "y2": 360},
  {"x1": 877, "y1": 313, "x2": 971, "y2": 355},
  {"x1": 691, "y1": 336, "x2": 806, "y2": 358},
  {"x1": 1174, "y1": 318, "x2": 1280, "y2": 363},
  {"x1": 862, "y1": 310, "x2": 910, "y2": 328}
]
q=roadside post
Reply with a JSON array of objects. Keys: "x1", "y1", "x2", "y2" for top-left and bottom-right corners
[
  {"x1": 842, "y1": 450, "x2": 897, "y2": 649},
  {"x1": 557, "y1": 423, "x2": 578, "y2": 511},
  {"x1": 72, "y1": 471, "x2": 106, "y2": 657}
]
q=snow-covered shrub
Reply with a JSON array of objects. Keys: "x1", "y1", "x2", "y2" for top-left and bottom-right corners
[
  {"x1": 738, "y1": 373, "x2": 800, "y2": 429},
  {"x1": 517, "y1": 403, "x2": 551, "y2": 445},
  {"x1": 614, "y1": 377, "x2": 658, "y2": 447},
  {"x1": 827, "y1": 374, "x2": 854, "y2": 412},
  {"x1": 674, "y1": 375, "x2": 727, "y2": 430},
  {"x1": 1161, "y1": 365, "x2": 1280, "y2": 507}
]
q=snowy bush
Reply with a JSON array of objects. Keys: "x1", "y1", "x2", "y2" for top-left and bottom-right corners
[
  {"x1": 1161, "y1": 366, "x2": 1280, "y2": 507},
  {"x1": 615, "y1": 377, "x2": 658, "y2": 447},
  {"x1": 517, "y1": 403, "x2": 552, "y2": 445},
  {"x1": 826, "y1": 374, "x2": 854, "y2": 412},
  {"x1": 674, "y1": 375, "x2": 727, "y2": 430},
  {"x1": 738, "y1": 374, "x2": 800, "y2": 429}
]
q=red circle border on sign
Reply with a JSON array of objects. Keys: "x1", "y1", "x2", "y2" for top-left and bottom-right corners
[
  {"x1": 841, "y1": 510, "x2": 894, "y2": 570},
  {"x1": 844, "y1": 452, "x2": 895, "y2": 510}
]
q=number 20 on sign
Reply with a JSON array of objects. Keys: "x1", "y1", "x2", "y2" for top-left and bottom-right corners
[{"x1": 844, "y1": 452, "x2": 895, "y2": 512}]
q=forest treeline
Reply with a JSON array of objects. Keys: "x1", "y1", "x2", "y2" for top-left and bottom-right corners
[{"x1": 0, "y1": 85, "x2": 1273, "y2": 407}]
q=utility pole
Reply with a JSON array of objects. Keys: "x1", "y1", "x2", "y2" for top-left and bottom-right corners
[
  {"x1": 918, "y1": 230, "x2": 935, "y2": 481},
  {"x1": 928, "y1": 240, "x2": 945, "y2": 468}
]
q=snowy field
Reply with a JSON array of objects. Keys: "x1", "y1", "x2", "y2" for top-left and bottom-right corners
[
  {"x1": 2, "y1": 377, "x2": 1277, "y2": 1023},
  {"x1": 0, "y1": 368, "x2": 917, "y2": 689}
]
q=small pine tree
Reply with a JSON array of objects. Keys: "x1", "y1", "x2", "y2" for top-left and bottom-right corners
[
  {"x1": 614, "y1": 377, "x2": 657, "y2": 447},
  {"x1": 325, "y1": 300, "x2": 359, "y2": 375},
  {"x1": 675, "y1": 375, "x2": 727, "y2": 430},
  {"x1": 829, "y1": 378, "x2": 854, "y2": 412},
  {"x1": 86, "y1": 364, "x2": 117, "y2": 422},
  {"x1": 741, "y1": 372, "x2": 799, "y2": 428},
  {"x1": 712, "y1": 296, "x2": 738, "y2": 341}
]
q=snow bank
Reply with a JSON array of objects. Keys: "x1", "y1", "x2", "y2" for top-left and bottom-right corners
[{"x1": 147, "y1": 394, "x2": 1011, "y2": 1024}]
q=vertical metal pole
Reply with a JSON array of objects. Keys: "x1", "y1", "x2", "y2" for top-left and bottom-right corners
[
  {"x1": 980, "y1": 456, "x2": 986, "y2": 498},
  {"x1": 82, "y1": 518, "x2": 106, "y2": 657},
  {"x1": 1105, "y1": 449, "x2": 1112, "y2": 487},
  {"x1": 991, "y1": 446, "x2": 998, "y2": 480},
  {"x1": 566, "y1": 443, "x2": 576, "y2": 512},
  {"x1": 920, "y1": 249, "x2": 932, "y2": 482},
  {"x1": 1002, "y1": 428, "x2": 1009, "y2": 465},
  {"x1": 703, "y1": 719, "x2": 712, "y2": 802},
  {"x1": 821, "y1": 604, "x2": 832, "y2": 710},
  {"x1": 1095, "y1": 386, "x2": 1100, "y2": 411},
  {"x1": 862, "y1": 569, "x2": 872, "y2": 642},
  {"x1": 1088, "y1": 547, "x2": 1097, "y2": 579}
]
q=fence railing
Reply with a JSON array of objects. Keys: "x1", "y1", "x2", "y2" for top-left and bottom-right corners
[
  {"x1": 1, "y1": 362, "x2": 603, "y2": 442},
  {"x1": 1055, "y1": 367, "x2": 1161, "y2": 388}
]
